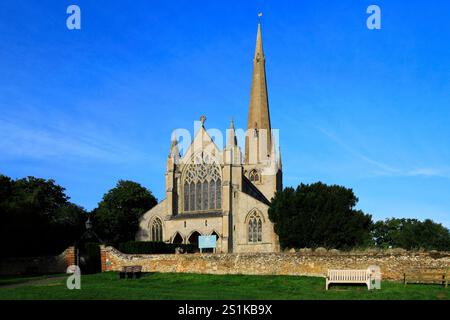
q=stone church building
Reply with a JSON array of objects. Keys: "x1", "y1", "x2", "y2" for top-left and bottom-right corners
[{"x1": 136, "y1": 22, "x2": 282, "y2": 253}]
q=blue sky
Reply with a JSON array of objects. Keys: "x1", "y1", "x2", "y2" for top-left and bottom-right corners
[{"x1": 1, "y1": 1, "x2": 449, "y2": 227}]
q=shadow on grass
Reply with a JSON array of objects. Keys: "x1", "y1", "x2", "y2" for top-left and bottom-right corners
[
  {"x1": 0, "y1": 274, "x2": 65, "y2": 287},
  {"x1": 327, "y1": 283, "x2": 370, "y2": 291}
]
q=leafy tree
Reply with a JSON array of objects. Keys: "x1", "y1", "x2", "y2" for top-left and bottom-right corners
[
  {"x1": 0, "y1": 174, "x2": 87, "y2": 257},
  {"x1": 269, "y1": 182, "x2": 373, "y2": 250},
  {"x1": 0, "y1": 174, "x2": 13, "y2": 204},
  {"x1": 92, "y1": 180, "x2": 157, "y2": 245},
  {"x1": 0, "y1": 175, "x2": 13, "y2": 224},
  {"x1": 372, "y1": 218, "x2": 450, "y2": 251},
  {"x1": 52, "y1": 203, "x2": 88, "y2": 247}
]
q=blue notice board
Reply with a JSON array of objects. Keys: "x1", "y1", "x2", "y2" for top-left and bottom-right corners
[{"x1": 198, "y1": 235, "x2": 217, "y2": 249}]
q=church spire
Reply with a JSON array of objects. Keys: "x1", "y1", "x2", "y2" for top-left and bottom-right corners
[{"x1": 245, "y1": 18, "x2": 272, "y2": 163}]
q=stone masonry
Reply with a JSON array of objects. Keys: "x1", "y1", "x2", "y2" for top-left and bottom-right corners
[{"x1": 100, "y1": 246, "x2": 450, "y2": 281}]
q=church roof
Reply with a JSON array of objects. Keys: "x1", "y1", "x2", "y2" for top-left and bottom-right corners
[
  {"x1": 242, "y1": 175, "x2": 271, "y2": 205},
  {"x1": 180, "y1": 117, "x2": 223, "y2": 164}
]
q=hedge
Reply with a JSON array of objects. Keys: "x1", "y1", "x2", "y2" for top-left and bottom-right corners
[{"x1": 118, "y1": 241, "x2": 197, "y2": 254}]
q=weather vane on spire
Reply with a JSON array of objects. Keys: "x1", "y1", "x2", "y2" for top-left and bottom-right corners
[{"x1": 258, "y1": 12, "x2": 263, "y2": 23}]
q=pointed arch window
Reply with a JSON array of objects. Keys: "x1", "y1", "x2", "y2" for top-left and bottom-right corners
[
  {"x1": 247, "y1": 211, "x2": 263, "y2": 243},
  {"x1": 249, "y1": 170, "x2": 260, "y2": 183},
  {"x1": 151, "y1": 218, "x2": 163, "y2": 242},
  {"x1": 183, "y1": 154, "x2": 222, "y2": 212}
]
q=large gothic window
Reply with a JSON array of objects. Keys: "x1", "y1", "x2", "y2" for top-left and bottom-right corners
[
  {"x1": 151, "y1": 218, "x2": 163, "y2": 242},
  {"x1": 247, "y1": 211, "x2": 263, "y2": 243},
  {"x1": 183, "y1": 154, "x2": 222, "y2": 212}
]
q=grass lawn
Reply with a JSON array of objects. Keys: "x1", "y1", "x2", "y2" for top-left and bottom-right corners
[
  {"x1": 0, "y1": 272, "x2": 448, "y2": 300},
  {"x1": 0, "y1": 274, "x2": 65, "y2": 287}
]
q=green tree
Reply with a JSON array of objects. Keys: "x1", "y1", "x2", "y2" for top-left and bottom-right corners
[
  {"x1": 92, "y1": 180, "x2": 157, "y2": 245},
  {"x1": 372, "y1": 218, "x2": 450, "y2": 251},
  {"x1": 269, "y1": 182, "x2": 373, "y2": 250},
  {"x1": 0, "y1": 174, "x2": 87, "y2": 257},
  {"x1": 0, "y1": 174, "x2": 13, "y2": 204},
  {"x1": 52, "y1": 203, "x2": 88, "y2": 247},
  {"x1": 0, "y1": 175, "x2": 14, "y2": 223}
]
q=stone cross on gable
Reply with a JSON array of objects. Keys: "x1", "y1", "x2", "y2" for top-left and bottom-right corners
[{"x1": 200, "y1": 115, "x2": 207, "y2": 126}]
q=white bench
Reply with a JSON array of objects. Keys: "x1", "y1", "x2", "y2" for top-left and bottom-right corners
[{"x1": 326, "y1": 269, "x2": 372, "y2": 290}]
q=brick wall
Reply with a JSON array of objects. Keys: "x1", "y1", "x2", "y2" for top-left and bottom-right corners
[
  {"x1": 100, "y1": 245, "x2": 109, "y2": 272},
  {"x1": 101, "y1": 246, "x2": 450, "y2": 280},
  {"x1": 65, "y1": 246, "x2": 76, "y2": 267}
]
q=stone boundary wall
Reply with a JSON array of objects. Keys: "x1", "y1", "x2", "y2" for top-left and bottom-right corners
[
  {"x1": 100, "y1": 246, "x2": 450, "y2": 280},
  {"x1": 0, "y1": 247, "x2": 75, "y2": 275}
]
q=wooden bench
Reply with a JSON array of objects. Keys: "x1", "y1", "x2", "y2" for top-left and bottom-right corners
[
  {"x1": 326, "y1": 269, "x2": 372, "y2": 290},
  {"x1": 404, "y1": 270, "x2": 448, "y2": 287},
  {"x1": 119, "y1": 265, "x2": 143, "y2": 279}
]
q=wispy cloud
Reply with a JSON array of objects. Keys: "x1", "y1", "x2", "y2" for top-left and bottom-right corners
[
  {"x1": 405, "y1": 168, "x2": 449, "y2": 178},
  {"x1": 317, "y1": 127, "x2": 398, "y2": 174},
  {"x1": 0, "y1": 116, "x2": 151, "y2": 163},
  {"x1": 317, "y1": 126, "x2": 450, "y2": 179}
]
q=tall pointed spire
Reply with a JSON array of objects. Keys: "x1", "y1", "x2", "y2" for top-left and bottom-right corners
[{"x1": 245, "y1": 18, "x2": 272, "y2": 163}]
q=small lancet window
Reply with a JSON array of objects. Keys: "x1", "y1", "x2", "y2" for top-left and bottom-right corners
[
  {"x1": 151, "y1": 218, "x2": 163, "y2": 242},
  {"x1": 249, "y1": 170, "x2": 260, "y2": 183}
]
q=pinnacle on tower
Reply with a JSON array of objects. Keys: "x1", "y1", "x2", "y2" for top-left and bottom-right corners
[
  {"x1": 227, "y1": 117, "x2": 237, "y2": 148},
  {"x1": 169, "y1": 132, "x2": 180, "y2": 160}
]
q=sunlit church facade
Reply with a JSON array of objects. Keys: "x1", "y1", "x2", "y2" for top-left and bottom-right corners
[{"x1": 136, "y1": 22, "x2": 282, "y2": 253}]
